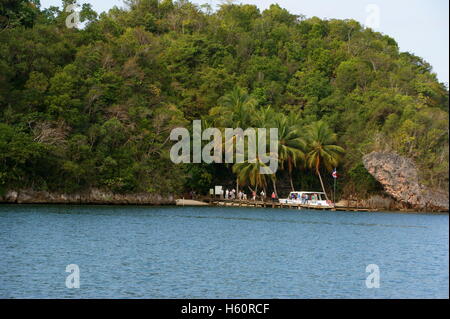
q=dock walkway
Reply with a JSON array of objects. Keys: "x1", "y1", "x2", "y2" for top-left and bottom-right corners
[{"x1": 182, "y1": 197, "x2": 378, "y2": 212}]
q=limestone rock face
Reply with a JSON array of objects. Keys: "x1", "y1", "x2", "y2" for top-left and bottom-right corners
[
  {"x1": 0, "y1": 189, "x2": 175, "y2": 205},
  {"x1": 363, "y1": 152, "x2": 449, "y2": 211}
]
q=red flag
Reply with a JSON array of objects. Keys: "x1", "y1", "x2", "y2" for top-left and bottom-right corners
[{"x1": 332, "y1": 168, "x2": 338, "y2": 179}]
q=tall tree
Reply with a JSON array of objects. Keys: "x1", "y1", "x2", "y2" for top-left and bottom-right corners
[
  {"x1": 304, "y1": 121, "x2": 345, "y2": 201},
  {"x1": 272, "y1": 112, "x2": 305, "y2": 192},
  {"x1": 210, "y1": 87, "x2": 258, "y2": 193},
  {"x1": 209, "y1": 86, "x2": 257, "y2": 129},
  {"x1": 231, "y1": 130, "x2": 277, "y2": 196},
  {"x1": 0, "y1": 0, "x2": 40, "y2": 29}
]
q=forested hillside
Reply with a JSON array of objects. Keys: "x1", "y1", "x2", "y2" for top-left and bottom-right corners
[{"x1": 0, "y1": 0, "x2": 448, "y2": 199}]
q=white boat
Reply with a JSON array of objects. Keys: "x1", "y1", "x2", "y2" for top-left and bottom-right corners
[{"x1": 280, "y1": 191, "x2": 334, "y2": 207}]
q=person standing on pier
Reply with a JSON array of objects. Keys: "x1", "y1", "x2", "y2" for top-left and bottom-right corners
[{"x1": 271, "y1": 192, "x2": 276, "y2": 202}]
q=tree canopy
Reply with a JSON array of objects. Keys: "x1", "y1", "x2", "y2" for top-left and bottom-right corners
[{"x1": 0, "y1": 0, "x2": 448, "y2": 199}]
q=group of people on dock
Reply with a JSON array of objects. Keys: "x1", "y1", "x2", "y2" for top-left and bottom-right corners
[
  {"x1": 224, "y1": 189, "x2": 238, "y2": 200},
  {"x1": 224, "y1": 189, "x2": 278, "y2": 202}
]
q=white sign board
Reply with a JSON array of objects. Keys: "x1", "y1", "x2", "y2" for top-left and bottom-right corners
[{"x1": 215, "y1": 186, "x2": 223, "y2": 195}]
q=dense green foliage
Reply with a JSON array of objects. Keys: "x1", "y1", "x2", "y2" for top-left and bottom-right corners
[{"x1": 0, "y1": 0, "x2": 448, "y2": 199}]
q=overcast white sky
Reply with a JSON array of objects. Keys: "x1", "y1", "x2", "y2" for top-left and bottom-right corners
[{"x1": 40, "y1": 0, "x2": 449, "y2": 85}]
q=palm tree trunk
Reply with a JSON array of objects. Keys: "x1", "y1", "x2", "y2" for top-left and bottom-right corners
[
  {"x1": 272, "y1": 177, "x2": 278, "y2": 197},
  {"x1": 288, "y1": 160, "x2": 294, "y2": 191},
  {"x1": 236, "y1": 177, "x2": 239, "y2": 194},
  {"x1": 289, "y1": 172, "x2": 294, "y2": 192},
  {"x1": 317, "y1": 169, "x2": 330, "y2": 202}
]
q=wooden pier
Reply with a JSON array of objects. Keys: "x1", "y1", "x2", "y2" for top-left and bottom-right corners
[{"x1": 191, "y1": 198, "x2": 378, "y2": 212}]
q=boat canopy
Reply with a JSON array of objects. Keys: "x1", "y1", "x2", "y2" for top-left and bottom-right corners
[{"x1": 287, "y1": 191, "x2": 327, "y2": 200}]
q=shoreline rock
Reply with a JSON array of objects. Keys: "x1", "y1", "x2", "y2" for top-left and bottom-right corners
[
  {"x1": 363, "y1": 152, "x2": 449, "y2": 212},
  {"x1": 1, "y1": 185, "x2": 447, "y2": 213},
  {"x1": 0, "y1": 189, "x2": 175, "y2": 206}
]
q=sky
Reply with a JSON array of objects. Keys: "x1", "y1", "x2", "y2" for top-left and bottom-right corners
[{"x1": 40, "y1": 0, "x2": 449, "y2": 85}]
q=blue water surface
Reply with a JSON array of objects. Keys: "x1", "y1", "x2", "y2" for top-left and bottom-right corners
[{"x1": 0, "y1": 205, "x2": 448, "y2": 298}]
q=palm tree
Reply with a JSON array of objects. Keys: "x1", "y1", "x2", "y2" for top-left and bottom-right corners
[
  {"x1": 209, "y1": 87, "x2": 258, "y2": 194},
  {"x1": 231, "y1": 130, "x2": 277, "y2": 197},
  {"x1": 208, "y1": 86, "x2": 257, "y2": 129},
  {"x1": 253, "y1": 105, "x2": 277, "y2": 128},
  {"x1": 304, "y1": 121, "x2": 345, "y2": 202},
  {"x1": 273, "y1": 112, "x2": 305, "y2": 192},
  {"x1": 232, "y1": 161, "x2": 270, "y2": 196}
]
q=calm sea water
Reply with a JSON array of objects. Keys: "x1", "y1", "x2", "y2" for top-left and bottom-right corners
[{"x1": 0, "y1": 205, "x2": 448, "y2": 299}]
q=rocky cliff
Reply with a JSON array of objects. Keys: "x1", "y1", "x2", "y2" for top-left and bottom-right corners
[
  {"x1": 0, "y1": 189, "x2": 175, "y2": 205},
  {"x1": 363, "y1": 152, "x2": 449, "y2": 211}
]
